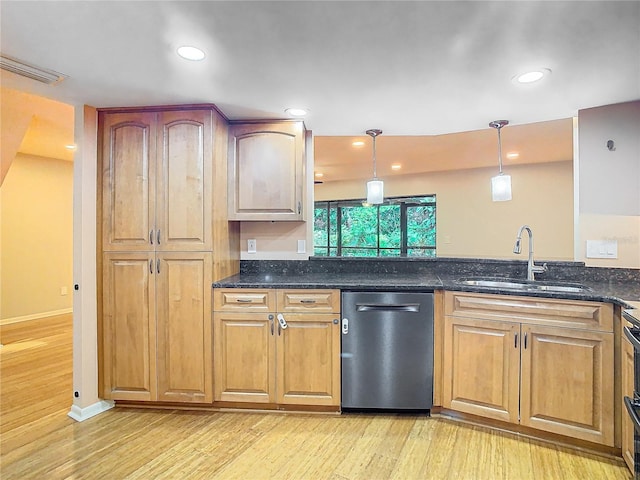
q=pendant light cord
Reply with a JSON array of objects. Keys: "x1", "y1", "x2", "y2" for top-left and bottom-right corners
[
  {"x1": 366, "y1": 129, "x2": 382, "y2": 180},
  {"x1": 489, "y1": 120, "x2": 508, "y2": 175},
  {"x1": 497, "y1": 126, "x2": 504, "y2": 175},
  {"x1": 372, "y1": 135, "x2": 377, "y2": 178}
]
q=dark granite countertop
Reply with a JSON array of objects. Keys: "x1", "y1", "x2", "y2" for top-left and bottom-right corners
[{"x1": 213, "y1": 258, "x2": 640, "y2": 308}]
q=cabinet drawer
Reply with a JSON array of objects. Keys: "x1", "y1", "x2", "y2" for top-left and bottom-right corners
[
  {"x1": 213, "y1": 289, "x2": 276, "y2": 312},
  {"x1": 444, "y1": 291, "x2": 613, "y2": 332},
  {"x1": 277, "y1": 289, "x2": 340, "y2": 313}
]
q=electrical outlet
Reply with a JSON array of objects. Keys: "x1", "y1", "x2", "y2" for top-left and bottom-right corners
[
  {"x1": 247, "y1": 239, "x2": 257, "y2": 253},
  {"x1": 60, "y1": 286, "x2": 68, "y2": 296},
  {"x1": 586, "y1": 240, "x2": 618, "y2": 259},
  {"x1": 297, "y1": 239, "x2": 306, "y2": 253}
]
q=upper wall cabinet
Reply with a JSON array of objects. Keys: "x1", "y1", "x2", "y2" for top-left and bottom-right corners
[
  {"x1": 228, "y1": 121, "x2": 306, "y2": 221},
  {"x1": 100, "y1": 109, "x2": 213, "y2": 251}
]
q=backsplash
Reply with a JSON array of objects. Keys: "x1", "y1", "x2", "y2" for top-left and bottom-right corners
[{"x1": 240, "y1": 257, "x2": 640, "y2": 284}]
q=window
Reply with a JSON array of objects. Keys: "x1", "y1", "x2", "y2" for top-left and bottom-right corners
[{"x1": 314, "y1": 195, "x2": 436, "y2": 257}]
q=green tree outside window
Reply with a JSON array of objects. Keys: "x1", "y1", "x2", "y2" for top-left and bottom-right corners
[{"x1": 314, "y1": 195, "x2": 436, "y2": 257}]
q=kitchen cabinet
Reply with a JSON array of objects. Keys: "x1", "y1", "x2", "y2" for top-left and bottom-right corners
[
  {"x1": 101, "y1": 109, "x2": 213, "y2": 252},
  {"x1": 443, "y1": 291, "x2": 615, "y2": 446},
  {"x1": 213, "y1": 289, "x2": 341, "y2": 407},
  {"x1": 99, "y1": 105, "x2": 238, "y2": 404},
  {"x1": 102, "y1": 252, "x2": 212, "y2": 403},
  {"x1": 622, "y1": 320, "x2": 635, "y2": 471},
  {"x1": 227, "y1": 121, "x2": 306, "y2": 221}
]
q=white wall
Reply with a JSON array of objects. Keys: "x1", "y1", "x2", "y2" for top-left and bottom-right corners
[
  {"x1": 578, "y1": 100, "x2": 640, "y2": 267},
  {"x1": 1, "y1": 154, "x2": 74, "y2": 321},
  {"x1": 316, "y1": 161, "x2": 575, "y2": 261}
]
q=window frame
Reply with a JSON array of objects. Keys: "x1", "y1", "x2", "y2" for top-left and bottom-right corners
[{"x1": 313, "y1": 195, "x2": 436, "y2": 257}]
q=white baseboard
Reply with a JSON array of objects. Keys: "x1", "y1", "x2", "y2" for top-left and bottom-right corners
[
  {"x1": 68, "y1": 400, "x2": 115, "y2": 422},
  {"x1": 1, "y1": 308, "x2": 73, "y2": 325}
]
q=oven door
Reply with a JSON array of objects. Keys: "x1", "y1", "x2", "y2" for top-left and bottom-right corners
[{"x1": 624, "y1": 396, "x2": 640, "y2": 479}]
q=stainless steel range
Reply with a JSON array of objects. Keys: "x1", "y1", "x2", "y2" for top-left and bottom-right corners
[{"x1": 624, "y1": 309, "x2": 640, "y2": 479}]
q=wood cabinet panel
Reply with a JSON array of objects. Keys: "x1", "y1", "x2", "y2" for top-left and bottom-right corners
[
  {"x1": 157, "y1": 110, "x2": 212, "y2": 251},
  {"x1": 276, "y1": 313, "x2": 341, "y2": 406},
  {"x1": 443, "y1": 316, "x2": 520, "y2": 423},
  {"x1": 213, "y1": 288, "x2": 341, "y2": 407},
  {"x1": 102, "y1": 252, "x2": 156, "y2": 401},
  {"x1": 156, "y1": 253, "x2": 213, "y2": 403},
  {"x1": 520, "y1": 324, "x2": 614, "y2": 445},
  {"x1": 442, "y1": 291, "x2": 615, "y2": 446},
  {"x1": 228, "y1": 121, "x2": 305, "y2": 221},
  {"x1": 276, "y1": 289, "x2": 340, "y2": 313},
  {"x1": 445, "y1": 292, "x2": 613, "y2": 332},
  {"x1": 213, "y1": 312, "x2": 275, "y2": 403},
  {"x1": 101, "y1": 112, "x2": 156, "y2": 251},
  {"x1": 213, "y1": 288, "x2": 276, "y2": 312}
]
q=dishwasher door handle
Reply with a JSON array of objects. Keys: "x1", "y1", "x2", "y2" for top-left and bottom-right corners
[{"x1": 356, "y1": 304, "x2": 420, "y2": 313}]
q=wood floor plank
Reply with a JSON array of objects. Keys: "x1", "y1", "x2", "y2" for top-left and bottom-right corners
[{"x1": 0, "y1": 314, "x2": 632, "y2": 480}]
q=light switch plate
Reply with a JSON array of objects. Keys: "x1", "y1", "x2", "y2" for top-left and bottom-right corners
[
  {"x1": 586, "y1": 240, "x2": 618, "y2": 259},
  {"x1": 247, "y1": 239, "x2": 257, "y2": 254},
  {"x1": 297, "y1": 239, "x2": 306, "y2": 254}
]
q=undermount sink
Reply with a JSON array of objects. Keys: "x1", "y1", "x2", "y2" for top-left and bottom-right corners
[{"x1": 456, "y1": 278, "x2": 592, "y2": 293}]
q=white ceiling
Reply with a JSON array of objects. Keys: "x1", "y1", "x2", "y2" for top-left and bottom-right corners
[{"x1": 2, "y1": 0, "x2": 639, "y2": 137}]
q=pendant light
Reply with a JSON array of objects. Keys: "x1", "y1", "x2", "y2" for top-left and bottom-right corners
[
  {"x1": 489, "y1": 120, "x2": 512, "y2": 202},
  {"x1": 366, "y1": 129, "x2": 384, "y2": 204}
]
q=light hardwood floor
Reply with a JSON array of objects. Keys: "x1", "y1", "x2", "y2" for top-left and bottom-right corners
[{"x1": 0, "y1": 314, "x2": 632, "y2": 479}]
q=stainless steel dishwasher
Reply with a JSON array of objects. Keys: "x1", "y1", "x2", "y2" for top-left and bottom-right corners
[{"x1": 341, "y1": 291, "x2": 434, "y2": 411}]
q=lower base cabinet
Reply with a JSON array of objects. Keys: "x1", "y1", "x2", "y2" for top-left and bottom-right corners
[
  {"x1": 442, "y1": 291, "x2": 615, "y2": 446},
  {"x1": 102, "y1": 252, "x2": 213, "y2": 403},
  {"x1": 213, "y1": 289, "x2": 341, "y2": 407}
]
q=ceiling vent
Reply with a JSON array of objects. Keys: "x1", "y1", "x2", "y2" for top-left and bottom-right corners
[{"x1": 0, "y1": 54, "x2": 67, "y2": 85}]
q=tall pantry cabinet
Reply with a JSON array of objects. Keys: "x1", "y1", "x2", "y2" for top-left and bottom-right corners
[{"x1": 98, "y1": 106, "x2": 239, "y2": 404}]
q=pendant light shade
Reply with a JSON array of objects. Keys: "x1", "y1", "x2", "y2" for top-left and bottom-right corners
[
  {"x1": 489, "y1": 120, "x2": 512, "y2": 202},
  {"x1": 491, "y1": 173, "x2": 512, "y2": 201},
  {"x1": 366, "y1": 129, "x2": 384, "y2": 204}
]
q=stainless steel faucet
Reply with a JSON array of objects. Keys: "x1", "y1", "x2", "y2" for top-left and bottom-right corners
[{"x1": 513, "y1": 225, "x2": 548, "y2": 281}]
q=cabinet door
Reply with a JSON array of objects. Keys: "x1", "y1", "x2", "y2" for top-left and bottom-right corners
[
  {"x1": 213, "y1": 312, "x2": 276, "y2": 403},
  {"x1": 156, "y1": 253, "x2": 212, "y2": 403},
  {"x1": 228, "y1": 122, "x2": 304, "y2": 221},
  {"x1": 520, "y1": 324, "x2": 614, "y2": 446},
  {"x1": 276, "y1": 313, "x2": 341, "y2": 406},
  {"x1": 622, "y1": 330, "x2": 635, "y2": 472},
  {"x1": 156, "y1": 110, "x2": 213, "y2": 251},
  {"x1": 102, "y1": 252, "x2": 156, "y2": 401},
  {"x1": 443, "y1": 316, "x2": 520, "y2": 423},
  {"x1": 101, "y1": 112, "x2": 157, "y2": 251}
]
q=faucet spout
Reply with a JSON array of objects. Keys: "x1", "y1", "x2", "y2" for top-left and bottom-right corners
[{"x1": 513, "y1": 225, "x2": 547, "y2": 281}]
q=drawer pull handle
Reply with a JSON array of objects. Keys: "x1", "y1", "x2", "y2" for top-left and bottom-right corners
[
  {"x1": 300, "y1": 299, "x2": 316, "y2": 304},
  {"x1": 236, "y1": 299, "x2": 252, "y2": 303}
]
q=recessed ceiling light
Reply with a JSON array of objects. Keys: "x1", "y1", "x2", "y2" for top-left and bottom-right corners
[
  {"x1": 513, "y1": 68, "x2": 551, "y2": 84},
  {"x1": 177, "y1": 45, "x2": 206, "y2": 61},
  {"x1": 352, "y1": 141, "x2": 365, "y2": 147},
  {"x1": 391, "y1": 164, "x2": 401, "y2": 170},
  {"x1": 285, "y1": 108, "x2": 308, "y2": 117},
  {"x1": 506, "y1": 152, "x2": 519, "y2": 159}
]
